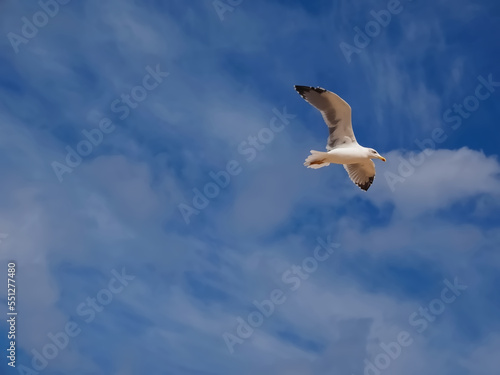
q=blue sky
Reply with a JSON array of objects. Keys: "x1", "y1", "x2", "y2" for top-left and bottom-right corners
[{"x1": 0, "y1": 0, "x2": 499, "y2": 374}]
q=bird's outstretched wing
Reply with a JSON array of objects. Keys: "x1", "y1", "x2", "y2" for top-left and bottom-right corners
[
  {"x1": 343, "y1": 160, "x2": 376, "y2": 191},
  {"x1": 294, "y1": 85, "x2": 356, "y2": 150}
]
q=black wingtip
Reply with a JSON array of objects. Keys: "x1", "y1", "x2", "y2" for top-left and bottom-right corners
[
  {"x1": 294, "y1": 85, "x2": 309, "y2": 97},
  {"x1": 294, "y1": 85, "x2": 326, "y2": 98},
  {"x1": 357, "y1": 176, "x2": 374, "y2": 191}
]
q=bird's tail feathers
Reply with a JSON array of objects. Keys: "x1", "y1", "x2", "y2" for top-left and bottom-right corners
[{"x1": 304, "y1": 150, "x2": 330, "y2": 169}]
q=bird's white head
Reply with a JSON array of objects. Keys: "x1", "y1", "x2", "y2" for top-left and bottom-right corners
[{"x1": 367, "y1": 148, "x2": 386, "y2": 162}]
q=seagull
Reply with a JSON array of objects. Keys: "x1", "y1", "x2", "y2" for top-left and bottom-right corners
[{"x1": 294, "y1": 85, "x2": 386, "y2": 191}]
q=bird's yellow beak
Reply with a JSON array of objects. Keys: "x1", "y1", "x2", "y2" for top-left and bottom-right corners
[{"x1": 379, "y1": 156, "x2": 386, "y2": 162}]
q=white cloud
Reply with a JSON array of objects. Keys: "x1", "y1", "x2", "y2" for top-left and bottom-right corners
[{"x1": 370, "y1": 147, "x2": 500, "y2": 217}]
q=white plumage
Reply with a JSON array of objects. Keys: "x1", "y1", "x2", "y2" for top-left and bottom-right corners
[{"x1": 295, "y1": 85, "x2": 386, "y2": 191}]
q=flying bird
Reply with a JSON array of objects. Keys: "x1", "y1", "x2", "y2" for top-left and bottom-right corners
[{"x1": 294, "y1": 85, "x2": 386, "y2": 191}]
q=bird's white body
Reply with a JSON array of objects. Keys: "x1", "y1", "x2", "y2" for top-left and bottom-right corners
[
  {"x1": 305, "y1": 145, "x2": 371, "y2": 169},
  {"x1": 326, "y1": 145, "x2": 371, "y2": 164}
]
